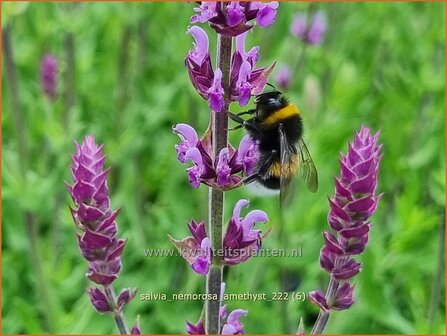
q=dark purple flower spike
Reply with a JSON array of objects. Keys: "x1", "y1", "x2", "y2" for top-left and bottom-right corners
[
  {"x1": 309, "y1": 126, "x2": 382, "y2": 334},
  {"x1": 67, "y1": 135, "x2": 137, "y2": 334},
  {"x1": 40, "y1": 54, "x2": 58, "y2": 100},
  {"x1": 291, "y1": 11, "x2": 327, "y2": 46}
]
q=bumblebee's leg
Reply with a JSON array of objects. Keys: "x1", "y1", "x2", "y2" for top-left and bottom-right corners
[
  {"x1": 227, "y1": 111, "x2": 246, "y2": 124},
  {"x1": 227, "y1": 112, "x2": 262, "y2": 134},
  {"x1": 242, "y1": 119, "x2": 262, "y2": 135},
  {"x1": 236, "y1": 108, "x2": 256, "y2": 116},
  {"x1": 243, "y1": 150, "x2": 277, "y2": 184},
  {"x1": 226, "y1": 124, "x2": 243, "y2": 131}
]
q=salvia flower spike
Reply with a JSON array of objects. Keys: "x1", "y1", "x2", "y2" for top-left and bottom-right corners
[
  {"x1": 309, "y1": 126, "x2": 382, "y2": 334},
  {"x1": 40, "y1": 54, "x2": 58, "y2": 100},
  {"x1": 67, "y1": 135, "x2": 137, "y2": 334}
]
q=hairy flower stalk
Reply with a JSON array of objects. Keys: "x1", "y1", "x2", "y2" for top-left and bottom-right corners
[
  {"x1": 309, "y1": 126, "x2": 382, "y2": 334},
  {"x1": 67, "y1": 136, "x2": 139, "y2": 334},
  {"x1": 206, "y1": 27, "x2": 232, "y2": 334},
  {"x1": 174, "y1": 2, "x2": 278, "y2": 333}
]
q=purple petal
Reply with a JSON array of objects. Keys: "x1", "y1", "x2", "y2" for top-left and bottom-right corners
[
  {"x1": 221, "y1": 324, "x2": 237, "y2": 335},
  {"x1": 242, "y1": 209, "x2": 268, "y2": 233},
  {"x1": 255, "y1": 2, "x2": 278, "y2": 27},
  {"x1": 345, "y1": 196, "x2": 375, "y2": 214},
  {"x1": 339, "y1": 223, "x2": 370, "y2": 239},
  {"x1": 323, "y1": 231, "x2": 344, "y2": 255},
  {"x1": 290, "y1": 13, "x2": 306, "y2": 37},
  {"x1": 81, "y1": 229, "x2": 112, "y2": 249},
  {"x1": 216, "y1": 147, "x2": 232, "y2": 186},
  {"x1": 207, "y1": 68, "x2": 225, "y2": 112},
  {"x1": 187, "y1": 26, "x2": 209, "y2": 65},
  {"x1": 72, "y1": 180, "x2": 96, "y2": 203},
  {"x1": 227, "y1": 2, "x2": 245, "y2": 27},
  {"x1": 191, "y1": 2, "x2": 218, "y2": 24},
  {"x1": 308, "y1": 290, "x2": 329, "y2": 311},
  {"x1": 117, "y1": 288, "x2": 137, "y2": 307},
  {"x1": 173, "y1": 123, "x2": 199, "y2": 163},
  {"x1": 332, "y1": 282, "x2": 355, "y2": 310},
  {"x1": 186, "y1": 320, "x2": 205, "y2": 335},
  {"x1": 192, "y1": 257, "x2": 210, "y2": 275},
  {"x1": 275, "y1": 65, "x2": 291, "y2": 90},
  {"x1": 88, "y1": 288, "x2": 111, "y2": 313},
  {"x1": 185, "y1": 147, "x2": 205, "y2": 188},
  {"x1": 236, "y1": 32, "x2": 259, "y2": 64},
  {"x1": 232, "y1": 199, "x2": 250, "y2": 221},
  {"x1": 308, "y1": 12, "x2": 327, "y2": 45},
  {"x1": 236, "y1": 135, "x2": 259, "y2": 175},
  {"x1": 236, "y1": 61, "x2": 253, "y2": 106},
  {"x1": 223, "y1": 309, "x2": 248, "y2": 334}
]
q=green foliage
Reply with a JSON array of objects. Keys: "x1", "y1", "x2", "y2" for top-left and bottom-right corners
[{"x1": 2, "y1": 2, "x2": 445, "y2": 334}]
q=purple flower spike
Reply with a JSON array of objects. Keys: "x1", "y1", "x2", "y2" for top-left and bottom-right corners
[
  {"x1": 275, "y1": 65, "x2": 291, "y2": 90},
  {"x1": 68, "y1": 136, "x2": 137, "y2": 330},
  {"x1": 40, "y1": 54, "x2": 58, "y2": 100},
  {"x1": 310, "y1": 126, "x2": 382, "y2": 317},
  {"x1": 291, "y1": 11, "x2": 327, "y2": 46},
  {"x1": 68, "y1": 136, "x2": 126, "y2": 286}
]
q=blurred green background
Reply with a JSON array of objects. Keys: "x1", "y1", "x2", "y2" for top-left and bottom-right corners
[{"x1": 2, "y1": 2, "x2": 445, "y2": 334}]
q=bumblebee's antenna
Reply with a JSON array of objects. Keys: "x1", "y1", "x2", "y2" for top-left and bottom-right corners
[{"x1": 266, "y1": 82, "x2": 277, "y2": 90}]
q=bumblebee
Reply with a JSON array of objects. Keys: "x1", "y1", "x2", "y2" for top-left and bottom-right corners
[{"x1": 228, "y1": 90, "x2": 318, "y2": 204}]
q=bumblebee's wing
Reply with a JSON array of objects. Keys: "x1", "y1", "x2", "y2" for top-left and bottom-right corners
[
  {"x1": 279, "y1": 123, "x2": 295, "y2": 207},
  {"x1": 297, "y1": 139, "x2": 318, "y2": 193}
]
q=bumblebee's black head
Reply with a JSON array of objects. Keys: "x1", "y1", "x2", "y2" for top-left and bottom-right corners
[{"x1": 254, "y1": 91, "x2": 289, "y2": 119}]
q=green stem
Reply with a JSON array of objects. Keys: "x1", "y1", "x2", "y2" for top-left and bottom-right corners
[
  {"x1": 205, "y1": 31, "x2": 232, "y2": 334},
  {"x1": 427, "y1": 216, "x2": 445, "y2": 332},
  {"x1": 104, "y1": 286, "x2": 130, "y2": 334},
  {"x1": 3, "y1": 24, "x2": 56, "y2": 332},
  {"x1": 310, "y1": 260, "x2": 340, "y2": 335},
  {"x1": 63, "y1": 32, "x2": 75, "y2": 124}
]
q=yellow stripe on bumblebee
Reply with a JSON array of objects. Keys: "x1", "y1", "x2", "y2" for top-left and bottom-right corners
[{"x1": 262, "y1": 104, "x2": 300, "y2": 125}]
